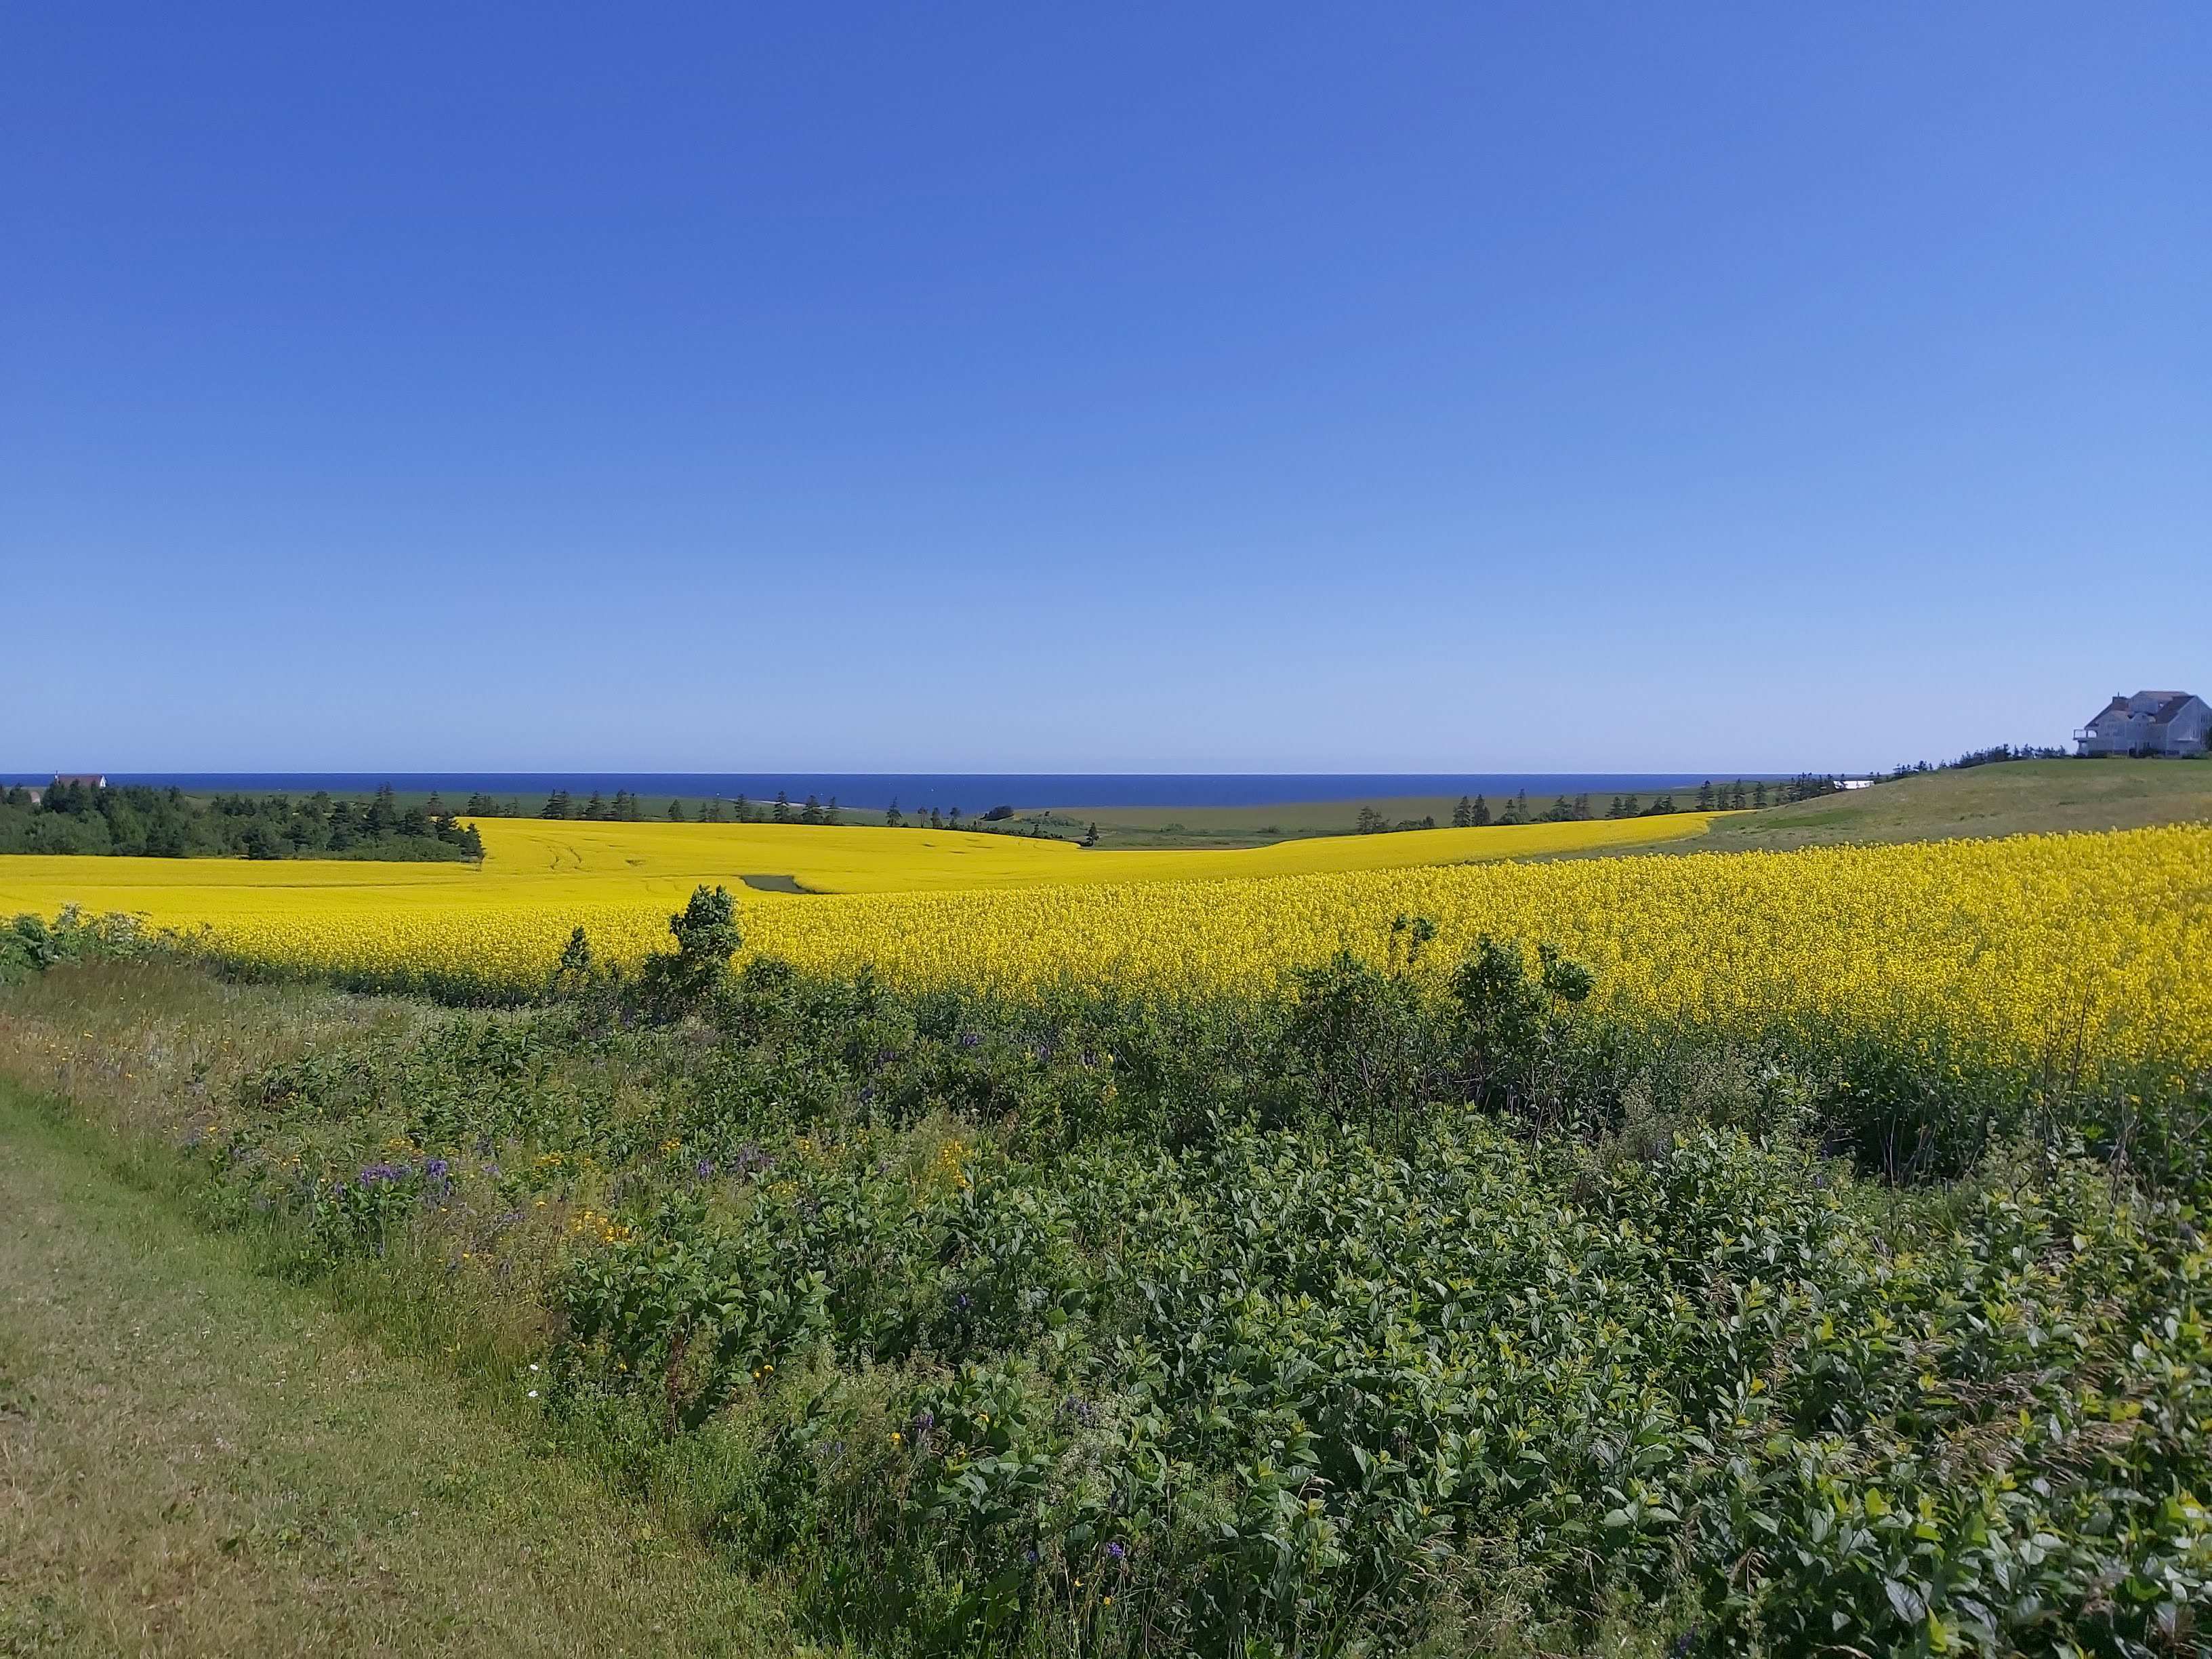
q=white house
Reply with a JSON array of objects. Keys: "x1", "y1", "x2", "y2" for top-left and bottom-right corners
[{"x1": 2075, "y1": 691, "x2": 2211, "y2": 758}]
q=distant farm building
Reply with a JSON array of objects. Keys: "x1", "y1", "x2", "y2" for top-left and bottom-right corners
[
  {"x1": 52, "y1": 773, "x2": 108, "y2": 788},
  {"x1": 2075, "y1": 692, "x2": 2210, "y2": 758}
]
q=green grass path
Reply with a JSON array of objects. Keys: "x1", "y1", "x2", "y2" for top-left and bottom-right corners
[{"x1": 0, "y1": 1083, "x2": 805, "y2": 1658}]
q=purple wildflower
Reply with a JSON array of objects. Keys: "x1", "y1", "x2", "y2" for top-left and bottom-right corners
[
  {"x1": 425, "y1": 1157, "x2": 451, "y2": 1181},
  {"x1": 695, "y1": 1158, "x2": 717, "y2": 1179},
  {"x1": 1107, "y1": 1542, "x2": 1126, "y2": 1561}
]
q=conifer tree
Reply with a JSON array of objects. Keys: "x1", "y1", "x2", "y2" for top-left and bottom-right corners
[
  {"x1": 365, "y1": 783, "x2": 399, "y2": 837},
  {"x1": 824, "y1": 796, "x2": 842, "y2": 826},
  {"x1": 1696, "y1": 780, "x2": 1714, "y2": 812},
  {"x1": 773, "y1": 790, "x2": 791, "y2": 823},
  {"x1": 667, "y1": 798, "x2": 686, "y2": 821},
  {"x1": 1470, "y1": 794, "x2": 1491, "y2": 826}
]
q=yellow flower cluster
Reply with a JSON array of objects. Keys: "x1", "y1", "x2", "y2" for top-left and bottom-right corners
[
  {"x1": 927, "y1": 1137, "x2": 975, "y2": 1195},
  {"x1": 5, "y1": 822, "x2": 2208, "y2": 1072},
  {"x1": 569, "y1": 1206, "x2": 633, "y2": 1246}
]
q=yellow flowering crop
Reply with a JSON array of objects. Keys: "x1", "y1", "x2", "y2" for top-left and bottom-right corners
[{"x1": 3, "y1": 820, "x2": 2207, "y2": 1074}]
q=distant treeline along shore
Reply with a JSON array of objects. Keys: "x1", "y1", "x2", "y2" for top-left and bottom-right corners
[{"x1": 0, "y1": 782, "x2": 482, "y2": 861}]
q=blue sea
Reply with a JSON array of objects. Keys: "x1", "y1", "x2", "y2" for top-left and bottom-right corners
[{"x1": 3, "y1": 773, "x2": 1762, "y2": 812}]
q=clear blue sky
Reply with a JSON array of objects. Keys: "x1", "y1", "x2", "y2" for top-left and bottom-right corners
[{"x1": 5, "y1": 4, "x2": 2205, "y2": 774}]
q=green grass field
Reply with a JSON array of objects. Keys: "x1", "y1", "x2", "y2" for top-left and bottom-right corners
[
  {"x1": 1679, "y1": 758, "x2": 2212, "y2": 855},
  {"x1": 1023, "y1": 792, "x2": 1679, "y2": 848}
]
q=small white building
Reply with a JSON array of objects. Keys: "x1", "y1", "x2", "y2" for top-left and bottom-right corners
[{"x1": 2076, "y1": 691, "x2": 2211, "y2": 758}]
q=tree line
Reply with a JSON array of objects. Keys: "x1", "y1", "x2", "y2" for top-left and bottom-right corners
[
  {"x1": 0, "y1": 781, "x2": 483, "y2": 861},
  {"x1": 1347, "y1": 776, "x2": 1845, "y2": 836},
  {"x1": 497, "y1": 788, "x2": 1063, "y2": 837}
]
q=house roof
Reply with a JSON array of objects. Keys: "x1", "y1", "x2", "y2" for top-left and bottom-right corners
[
  {"x1": 51, "y1": 773, "x2": 106, "y2": 786},
  {"x1": 2091, "y1": 691, "x2": 2200, "y2": 722}
]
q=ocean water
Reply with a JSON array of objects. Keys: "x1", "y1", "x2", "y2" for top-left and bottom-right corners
[{"x1": 3, "y1": 773, "x2": 1758, "y2": 812}]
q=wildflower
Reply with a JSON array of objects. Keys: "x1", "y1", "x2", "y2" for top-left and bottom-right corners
[{"x1": 1106, "y1": 1542, "x2": 1126, "y2": 1560}]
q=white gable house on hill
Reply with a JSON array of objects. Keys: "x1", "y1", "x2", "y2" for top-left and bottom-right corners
[{"x1": 2075, "y1": 691, "x2": 2211, "y2": 757}]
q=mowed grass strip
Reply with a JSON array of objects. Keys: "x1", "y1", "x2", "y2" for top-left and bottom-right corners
[{"x1": 0, "y1": 1082, "x2": 812, "y2": 1659}]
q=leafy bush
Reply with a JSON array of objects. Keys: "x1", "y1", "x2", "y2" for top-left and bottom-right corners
[{"x1": 1, "y1": 907, "x2": 148, "y2": 983}]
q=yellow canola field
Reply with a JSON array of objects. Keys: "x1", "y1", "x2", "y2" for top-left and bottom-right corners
[
  {"x1": 4, "y1": 818, "x2": 2206, "y2": 1074},
  {"x1": 0, "y1": 811, "x2": 1718, "y2": 912}
]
